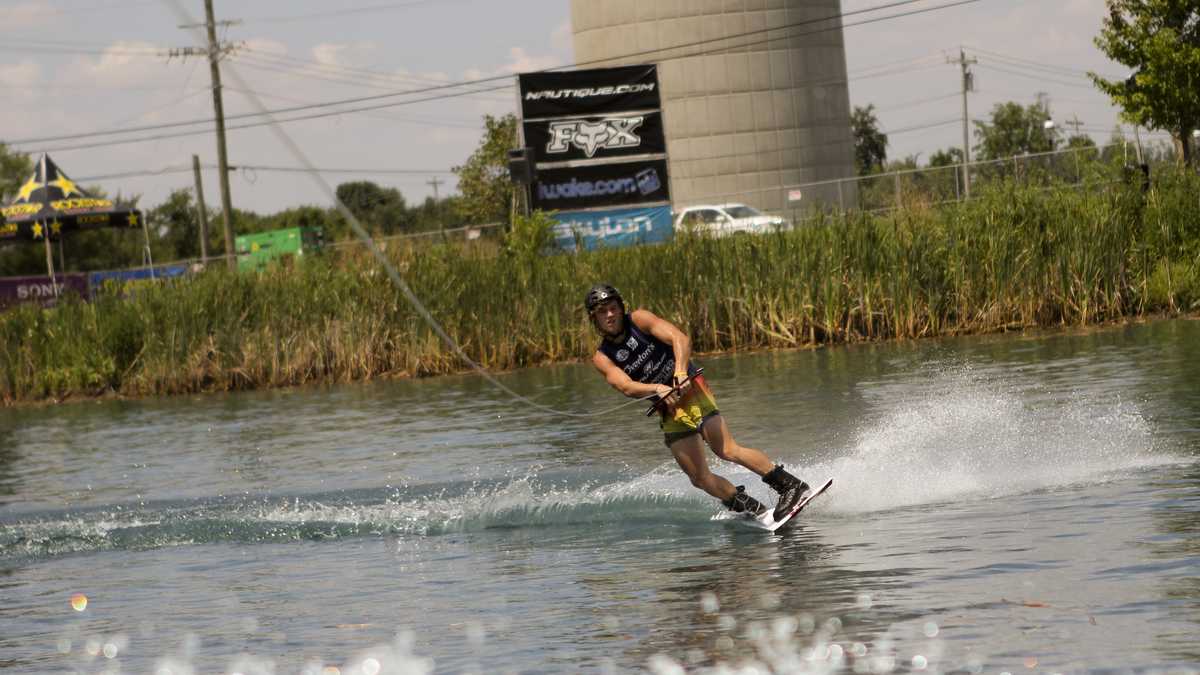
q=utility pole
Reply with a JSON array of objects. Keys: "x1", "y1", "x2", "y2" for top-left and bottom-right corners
[
  {"x1": 203, "y1": 0, "x2": 237, "y2": 270},
  {"x1": 427, "y1": 176, "x2": 445, "y2": 236},
  {"x1": 178, "y1": 2, "x2": 239, "y2": 269},
  {"x1": 1070, "y1": 114, "x2": 1089, "y2": 137},
  {"x1": 948, "y1": 48, "x2": 977, "y2": 199},
  {"x1": 192, "y1": 154, "x2": 210, "y2": 265}
]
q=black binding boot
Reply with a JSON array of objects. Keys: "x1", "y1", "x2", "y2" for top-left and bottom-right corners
[
  {"x1": 762, "y1": 465, "x2": 810, "y2": 520},
  {"x1": 722, "y1": 485, "x2": 767, "y2": 516}
]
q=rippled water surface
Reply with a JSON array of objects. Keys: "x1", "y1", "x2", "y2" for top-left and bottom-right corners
[{"x1": 2, "y1": 319, "x2": 1198, "y2": 673}]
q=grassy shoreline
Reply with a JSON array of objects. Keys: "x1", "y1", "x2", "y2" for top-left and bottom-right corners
[{"x1": 3, "y1": 174, "x2": 1198, "y2": 406}]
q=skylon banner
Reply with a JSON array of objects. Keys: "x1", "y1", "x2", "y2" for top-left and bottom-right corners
[
  {"x1": 522, "y1": 111, "x2": 666, "y2": 164},
  {"x1": 89, "y1": 264, "x2": 188, "y2": 296},
  {"x1": 551, "y1": 205, "x2": 673, "y2": 251},
  {"x1": 531, "y1": 159, "x2": 669, "y2": 212},
  {"x1": 518, "y1": 65, "x2": 661, "y2": 119}
]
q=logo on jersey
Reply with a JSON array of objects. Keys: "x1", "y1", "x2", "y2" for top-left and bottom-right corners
[
  {"x1": 615, "y1": 349, "x2": 630, "y2": 362},
  {"x1": 546, "y1": 116, "x2": 644, "y2": 158},
  {"x1": 626, "y1": 336, "x2": 638, "y2": 350}
]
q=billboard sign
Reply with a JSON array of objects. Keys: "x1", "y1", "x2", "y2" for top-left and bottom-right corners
[
  {"x1": 523, "y1": 111, "x2": 666, "y2": 163},
  {"x1": 551, "y1": 205, "x2": 674, "y2": 251},
  {"x1": 531, "y1": 159, "x2": 670, "y2": 212},
  {"x1": 518, "y1": 64, "x2": 661, "y2": 119},
  {"x1": 0, "y1": 273, "x2": 88, "y2": 309}
]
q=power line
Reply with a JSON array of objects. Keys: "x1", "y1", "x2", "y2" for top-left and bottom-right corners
[
  {"x1": 238, "y1": 47, "x2": 511, "y2": 92},
  {"x1": 10, "y1": 0, "x2": 987, "y2": 151},
  {"x1": 0, "y1": 39, "x2": 168, "y2": 56},
  {"x1": 974, "y1": 63, "x2": 1102, "y2": 91},
  {"x1": 239, "y1": 0, "x2": 454, "y2": 25},
  {"x1": 235, "y1": 164, "x2": 457, "y2": 175},
  {"x1": 25, "y1": 82, "x2": 515, "y2": 153},
  {"x1": 74, "y1": 163, "x2": 456, "y2": 182},
  {"x1": 230, "y1": 54, "x2": 516, "y2": 106},
  {"x1": 964, "y1": 45, "x2": 1120, "y2": 81},
  {"x1": 223, "y1": 85, "x2": 484, "y2": 129}
]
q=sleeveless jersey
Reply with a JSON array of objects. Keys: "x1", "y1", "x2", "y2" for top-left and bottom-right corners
[{"x1": 597, "y1": 315, "x2": 697, "y2": 385}]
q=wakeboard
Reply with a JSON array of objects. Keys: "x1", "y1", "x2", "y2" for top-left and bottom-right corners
[{"x1": 733, "y1": 478, "x2": 833, "y2": 532}]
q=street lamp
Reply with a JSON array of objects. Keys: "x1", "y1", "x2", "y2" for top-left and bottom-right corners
[{"x1": 1043, "y1": 120, "x2": 1057, "y2": 147}]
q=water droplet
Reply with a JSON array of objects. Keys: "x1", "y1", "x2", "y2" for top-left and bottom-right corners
[
  {"x1": 103, "y1": 642, "x2": 118, "y2": 659},
  {"x1": 70, "y1": 593, "x2": 88, "y2": 612},
  {"x1": 797, "y1": 614, "x2": 817, "y2": 635},
  {"x1": 361, "y1": 657, "x2": 381, "y2": 675},
  {"x1": 465, "y1": 621, "x2": 485, "y2": 647},
  {"x1": 699, "y1": 591, "x2": 719, "y2": 613},
  {"x1": 856, "y1": 592, "x2": 873, "y2": 610},
  {"x1": 912, "y1": 654, "x2": 928, "y2": 670},
  {"x1": 923, "y1": 621, "x2": 939, "y2": 638}
]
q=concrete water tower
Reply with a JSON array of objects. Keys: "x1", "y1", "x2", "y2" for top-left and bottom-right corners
[{"x1": 571, "y1": 0, "x2": 857, "y2": 213}]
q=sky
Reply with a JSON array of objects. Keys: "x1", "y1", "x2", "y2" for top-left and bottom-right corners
[{"x1": 0, "y1": 0, "x2": 1168, "y2": 216}]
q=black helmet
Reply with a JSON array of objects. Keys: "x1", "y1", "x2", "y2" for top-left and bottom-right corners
[{"x1": 584, "y1": 283, "x2": 624, "y2": 314}]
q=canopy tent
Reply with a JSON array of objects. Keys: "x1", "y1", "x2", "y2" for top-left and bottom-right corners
[{"x1": 1, "y1": 154, "x2": 146, "y2": 294}]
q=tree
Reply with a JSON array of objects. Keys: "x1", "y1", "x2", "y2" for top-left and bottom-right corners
[
  {"x1": 453, "y1": 113, "x2": 517, "y2": 224},
  {"x1": 148, "y1": 188, "x2": 202, "y2": 261},
  {"x1": 973, "y1": 96, "x2": 1058, "y2": 160},
  {"x1": 1090, "y1": 0, "x2": 1200, "y2": 166},
  {"x1": 334, "y1": 181, "x2": 412, "y2": 235},
  {"x1": 851, "y1": 104, "x2": 888, "y2": 175},
  {"x1": 0, "y1": 143, "x2": 33, "y2": 202},
  {"x1": 929, "y1": 147, "x2": 964, "y2": 168}
]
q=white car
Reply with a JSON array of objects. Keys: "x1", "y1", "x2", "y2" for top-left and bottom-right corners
[{"x1": 673, "y1": 204, "x2": 789, "y2": 237}]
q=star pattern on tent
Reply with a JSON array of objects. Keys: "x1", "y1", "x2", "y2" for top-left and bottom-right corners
[
  {"x1": 49, "y1": 176, "x2": 81, "y2": 198},
  {"x1": 127, "y1": 213, "x2": 139, "y2": 227},
  {"x1": 50, "y1": 220, "x2": 62, "y2": 236},
  {"x1": 32, "y1": 222, "x2": 44, "y2": 239},
  {"x1": 16, "y1": 177, "x2": 43, "y2": 202}
]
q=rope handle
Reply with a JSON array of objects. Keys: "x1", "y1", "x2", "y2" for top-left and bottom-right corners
[{"x1": 644, "y1": 367, "x2": 704, "y2": 417}]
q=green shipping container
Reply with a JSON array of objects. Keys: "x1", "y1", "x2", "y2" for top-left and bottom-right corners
[{"x1": 235, "y1": 226, "x2": 324, "y2": 272}]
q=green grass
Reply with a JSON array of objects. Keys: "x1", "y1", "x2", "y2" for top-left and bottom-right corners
[{"x1": 2, "y1": 170, "x2": 1198, "y2": 404}]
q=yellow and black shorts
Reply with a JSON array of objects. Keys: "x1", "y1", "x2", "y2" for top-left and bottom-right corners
[{"x1": 660, "y1": 375, "x2": 721, "y2": 446}]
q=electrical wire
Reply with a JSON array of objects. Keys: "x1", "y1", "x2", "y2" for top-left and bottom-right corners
[
  {"x1": 10, "y1": 0, "x2": 986, "y2": 150},
  {"x1": 974, "y1": 63, "x2": 1104, "y2": 91},
  {"x1": 964, "y1": 45, "x2": 1120, "y2": 81}
]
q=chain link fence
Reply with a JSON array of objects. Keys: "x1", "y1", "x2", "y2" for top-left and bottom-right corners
[{"x1": 679, "y1": 141, "x2": 1144, "y2": 223}]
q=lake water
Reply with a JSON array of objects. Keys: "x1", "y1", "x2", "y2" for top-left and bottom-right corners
[{"x1": 1, "y1": 319, "x2": 1198, "y2": 674}]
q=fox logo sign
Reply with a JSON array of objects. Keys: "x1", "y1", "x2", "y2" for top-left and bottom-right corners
[{"x1": 546, "y1": 116, "x2": 644, "y2": 158}]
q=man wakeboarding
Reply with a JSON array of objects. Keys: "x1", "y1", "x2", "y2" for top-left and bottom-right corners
[{"x1": 586, "y1": 283, "x2": 811, "y2": 519}]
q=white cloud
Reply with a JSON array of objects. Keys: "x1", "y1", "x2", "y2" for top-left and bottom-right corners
[
  {"x1": 0, "y1": 0, "x2": 54, "y2": 29},
  {"x1": 66, "y1": 42, "x2": 167, "y2": 88},
  {"x1": 499, "y1": 46, "x2": 560, "y2": 74},
  {"x1": 551, "y1": 20, "x2": 573, "y2": 54},
  {"x1": 312, "y1": 41, "x2": 377, "y2": 68},
  {"x1": 243, "y1": 38, "x2": 288, "y2": 58},
  {"x1": 0, "y1": 60, "x2": 40, "y2": 89},
  {"x1": 464, "y1": 46, "x2": 560, "y2": 81}
]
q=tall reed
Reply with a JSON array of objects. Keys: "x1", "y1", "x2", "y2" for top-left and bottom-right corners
[{"x1": 2, "y1": 172, "x2": 1196, "y2": 404}]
